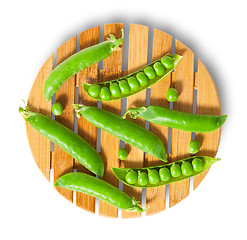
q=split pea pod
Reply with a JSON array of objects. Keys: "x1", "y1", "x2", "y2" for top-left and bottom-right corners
[
  {"x1": 54, "y1": 172, "x2": 145, "y2": 212},
  {"x1": 112, "y1": 156, "x2": 220, "y2": 188},
  {"x1": 43, "y1": 30, "x2": 124, "y2": 101},
  {"x1": 123, "y1": 105, "x2": 227, "y2": 133},
  {"x1": 19, "y1": 105, "x2": 104, "y2": 178},
  {"x1": 73, "y1": 104, "x2": 167, "y2": 162},
  {"x1": 83, "y1": 54, "x2": 182, "y2": 101}
]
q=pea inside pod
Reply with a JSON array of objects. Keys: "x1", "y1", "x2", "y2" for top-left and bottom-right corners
[
  {"x1": 112, "y1": 156, "x2": 221, "y2": 188},
  {"x1": 83, "y1": 54, "x2": 182, "y2": 101}
]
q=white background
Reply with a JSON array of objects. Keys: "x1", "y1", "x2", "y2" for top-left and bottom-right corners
[{"x1": 1, "y1": 0, "x2": 246, "y2": 239}]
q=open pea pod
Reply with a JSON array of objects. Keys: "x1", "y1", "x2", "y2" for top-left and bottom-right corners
[
  {"x1": 83, "y1": 54, "x2": 182, "y2": 101},
  {"x1": 112, "y1": 156, "x2": 220, "y2": 188}
]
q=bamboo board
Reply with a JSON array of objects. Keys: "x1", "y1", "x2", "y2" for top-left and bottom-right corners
[{"x1": 26, "y1": 23, "x2": 223, "y2": 218}]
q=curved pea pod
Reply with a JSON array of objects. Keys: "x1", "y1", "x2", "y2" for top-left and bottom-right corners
[
  {"x1": 73, "y1": 104, "x2": 167, "y2": 162},
  {"x1": 112, "y1": 156, "x2": 221, "y2": 188},
  {"x1": 124, "y1": 105, "x2": 227, "y2": 133},
  {"x1": 83, "y1": 54, "x2": 182, "y2": 101},
  {"x1": 54, "y1": 172, "x2": 146, "y2": 212},
  {"x1": 19, "y1": 105, "x2": 104, "y2": 178},
  {"x1": 43, "y1": 30, "x2": 124, "y2": 101}
]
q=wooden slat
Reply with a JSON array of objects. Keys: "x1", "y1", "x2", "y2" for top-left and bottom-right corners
[
  {"x1": 193, "y1": 59, "x2": 222, "y2": 189},
  {"x1": 146, "y1": 29, "x2": 172, "y2": 215},
  {"x1": 122, "y1": 24, "x2": 149, "y2": 218},
  {"x1": 53, "y1": 36, "x2": 77, "y2": 202},
  {"x1": 76, "y1": 26, "x2": 100, "y2": 213},
  {"x1": 98, "y1": 23, "x2": 123, "y2": 218},
  {"x1": 27, "y1": 55, "x2": 53, "y2": 180},
  {"x1": 169, "y1": 40, "x2": 194, "y2": 207}
]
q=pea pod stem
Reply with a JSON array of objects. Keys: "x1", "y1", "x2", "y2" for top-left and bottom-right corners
[
  {"x1": 19, "y1": 105, "x2": 104, "y2": 178},
  {"x1": 43, "y1": 30, "x2": 124, "y2": 101},
  {"x1": 112, "y1": 156, "x2": 221, "y2": 188},
  {"x1": 124, "y1": 106, "x2": 227, "y2": 133},
  {"x1": 54, "y1": 172, "x2": 146, "y2": 213},
  {"x1": 73, "y1": 103, "x2": 167, "y2": 162}
]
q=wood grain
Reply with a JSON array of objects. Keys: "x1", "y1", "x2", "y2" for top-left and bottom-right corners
[
  {"x1": 145, "y1": 29, "x2": 172, "y2": 215},
  {"x1": 193, "y1": 59, "x2": 222, "y2": 190},
  {"x1": 26, "y1": 55, "x2": 53, "y2": 180},
  {"x1": 98, "y1": 23, "x2": 123, "y2": 218},
  {"x1": 122, "y1": 24, "x2": 149, "y2": 218},
  {"x1": 169, "y1": 40, "x2": 194, "y2": 207},
  {"x1": 76, "y1": 26, "x2": 100, "y2": 213},
  {"x1": 53, "y1": 36, "x2": 77, "y2": 202}
]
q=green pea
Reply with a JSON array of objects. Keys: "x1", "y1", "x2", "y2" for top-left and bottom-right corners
[
  {"x1": 153, "y1": 62, "x2": 165, "y2": 76},
  {"x1": 189, "y1": 140, "x2": 200, "y2": 154},
  {"x1": 136, "y1": 72, "x2": 149, "y2": 86},
  {"x1": 127, "y1": 76, "x2": 140, "y2": 91},
  {"x1": 99, "y1": 86, "x2": 111, "y2": 100},
  {"x1": 144, "y1": 66, "x2": 156, "y2": 79},
  {"x1": 192, "y1": 158, "x2": 204, "y2": 172},
  {"x1": 118, "y1": 148, "x2": 128, "y2": 160},
  {"x1": 161, "y1": 56, "x2": 174, "y2": 68},
  {"x1": 88, "y1": 84, "x2": 101, "y2": 97},
  {"x1": 170, "y1": 164, "x2": 181, "y2": 178},
  {"x1": 148, "y1": 169, "x2": 160, "y2": 184},
  {"x1": 125, "y1": 170, "x2": 138, "y2": 184},
  {"x1": 110, "y1": 82, "x2": 121, "y2": 97},
  {"x1": 119, "y1": 80, "x2": 130, "y2": 94},
  {"x1": 52, "y1": 102, "x2": 63, "y2": 116},
  {"x1": 159, "y1": 167, "x2": 171, "y2": 181},
  {"x1": 181, "y1": 162, "x2": 193, "y2": 176},
  {"x1": 166, "y1": 88, "x2": 178, "y2": 102},
  {"x1": 137, "y1": 171, "x2": 148, "y2": 186}
]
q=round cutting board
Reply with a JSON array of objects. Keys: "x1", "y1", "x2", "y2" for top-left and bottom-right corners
[{"x1": 26, "y1": 23, "x2": 222, "y2": 218}]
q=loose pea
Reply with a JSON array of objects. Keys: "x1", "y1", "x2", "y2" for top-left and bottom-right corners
[
  {"x1": 119, "y1": 80, "x2": 130, "y2": 94},
  {"x1": 153, "y1": 62, "x2": 165, "y2": 76},
  {"x1": 192, "y1": 158, "x2": 204, "y2": 172},
  {"x1": 144, "y1": 66, "x2": 156, "y2": 79},
  {"x1": 127, "y1": 76, "x2": 140, "y2": 91},
  {"x1": 137, "y1": 171, "x2": 149, "y2": 186},
  {"x1": 181, "y1": 162, "x2": 193, "y2": 176},
  {"x1": 148, "y1": 169, "x2": 160, "y2": 184},
  {"x1": 88, "y1": 84, "x2": 101, "y2": 97},
  {"x1": 118, "y1": 148, "x2": 128, "y2": 160},
  {"x1": 99, "y1": 86, "x2": 111, "y2": 100},
  {"x1": 189, "y1": 140, "x2": 201, "y2": 154},
  {"x1": 52, "y1": 102, "x2": 64, "y2": 116},
  {"x1": 110, "y1": 82, "x2": 121, "y2": 97},
  {"x1": 170, "y1": 164, "x2": 181, "y2": 178},
  {"x1": 166, "y1": 88, "x2": 178, "y2": 102},
  {"x1": 136, "y1": 72, "x2": 149, "y2": 86},
  {"x1": 159, "y1": 167, "x2": 171, "y2": 181},
  {"x1": 161, "y1": 56, "x2": 174, "y2": 68},
  {"x1": 125, "y1": 170, "x2": 138, "y2": 184}
]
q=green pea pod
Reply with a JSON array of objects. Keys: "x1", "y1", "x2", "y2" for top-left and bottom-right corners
[
  {"x1": 123, "y1": 105, "x2": 227, "y2": 133},
  {"x1": 54, "y1": 172, "x2": 146, "y2": 213},
  {"x1": 19, "y1": 106, "x2": 104, "y2": 178},
  {"x1": 83, "y1": 54, "x2": 182, "y2": 101},
  {"x1": 73, "y1": 104, "x2": 167, "y2": 162},
  {"x1": 43, "y1": 30, "x2": 124, "y2": 101},
  {"x1": 112, "y1": 156, "x2": 220, "y2": 188}
]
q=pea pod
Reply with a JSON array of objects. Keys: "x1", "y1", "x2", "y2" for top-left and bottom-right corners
[
  {"x1": 54, "y1": 172, "x2": 146, "y2": 212},
  {"x1": 43, "y1": 30, "x2": 124, "y2": 101},
  {"x1": 112, "y1": 156, "x2": 220, "y2": 188},
  {"x1": 19, "y1": 105, "x2": 104, "y2": 178},
  {"x1": 123, "y1": 105, "x2": 227, "y2": 133},
  {"x1": 73, "y1": 104, "x2": 167, "y2": 162},
  {"x1": 83, "y1": 54, "x2": 182, "y2": 101}
]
